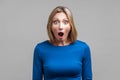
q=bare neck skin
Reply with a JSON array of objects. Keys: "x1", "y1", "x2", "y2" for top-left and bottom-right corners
[{"x1": 49, "y1": 40, "x2": 71, "y2": 46}]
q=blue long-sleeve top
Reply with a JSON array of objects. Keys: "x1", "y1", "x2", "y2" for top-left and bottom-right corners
[{"x1": 33, "y1": 40, "x2": 92, "y2": 80}]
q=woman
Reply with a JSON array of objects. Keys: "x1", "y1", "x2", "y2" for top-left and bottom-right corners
[{"x1": 33, "y1": 6, "x2": 92, "y2": 80}]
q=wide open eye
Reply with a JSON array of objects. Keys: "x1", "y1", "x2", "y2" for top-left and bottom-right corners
[
  {"x1": 63, "y1": 20, "x2": 69, "y2": 25},
  {"x1": 53, "y1": 20, "x2": 59, "y2": 25}
]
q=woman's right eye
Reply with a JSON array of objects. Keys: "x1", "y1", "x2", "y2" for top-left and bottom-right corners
[{"x1": 53, "y1": 20, "x2": 59, "y2": 25}]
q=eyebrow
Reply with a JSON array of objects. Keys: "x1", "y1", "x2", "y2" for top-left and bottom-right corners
[{"x1": 52, "y1": 18, "x2": 69, "y2": 20}]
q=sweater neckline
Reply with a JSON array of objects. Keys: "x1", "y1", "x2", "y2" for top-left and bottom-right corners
[{"x1": 46, "y1": 40, "x2": 75, "y2": 48}]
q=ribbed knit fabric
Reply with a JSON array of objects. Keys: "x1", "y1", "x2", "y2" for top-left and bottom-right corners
[{"x1": 33, "y1": 40, "x2": 92, "y2": 80}]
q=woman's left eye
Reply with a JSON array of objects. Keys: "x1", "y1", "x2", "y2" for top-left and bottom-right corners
[{"x1": 63, "y1": 20, "x2": 69, "y2": 24}]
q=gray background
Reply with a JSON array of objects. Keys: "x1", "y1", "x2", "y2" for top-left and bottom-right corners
[{"x1": 0, "y1": 0, "x2": 120, "y2": 80}]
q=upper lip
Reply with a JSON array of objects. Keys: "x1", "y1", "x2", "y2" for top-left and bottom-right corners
[{"x1": 58, "y1": 31, "x2": 64, "y2": 34}]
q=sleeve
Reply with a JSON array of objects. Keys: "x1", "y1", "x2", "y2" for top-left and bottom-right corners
[
  {"x1": 32, "y1": 45, "x2": 43, "y2": 80},
  {"x1": 82, "y1": 44, "x2": 92, "y2": 80}
]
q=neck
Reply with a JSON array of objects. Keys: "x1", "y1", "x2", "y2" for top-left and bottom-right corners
[{"x1": 50, "y1": 40, "x2": 71, "y2": 46}]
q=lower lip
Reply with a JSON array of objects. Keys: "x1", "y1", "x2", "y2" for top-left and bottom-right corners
[
  {"x1": 58, "y1": 35, "x2": 64, "y2": 39},
  {"x1": 58, "y1": 36, "x2": 63, "y2": 38}
]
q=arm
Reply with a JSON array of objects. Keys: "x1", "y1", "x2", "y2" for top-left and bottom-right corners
[
  {"x1": 82, "y1": 45, "x2": 92, "y2": 80},
  {"x1": 32, "y1": 45, "x2": 43, "y2": 80}
]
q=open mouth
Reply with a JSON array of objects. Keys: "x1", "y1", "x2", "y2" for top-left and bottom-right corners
[{"x1": 58, "y1": 32, "x2": 64, "y2": 37}]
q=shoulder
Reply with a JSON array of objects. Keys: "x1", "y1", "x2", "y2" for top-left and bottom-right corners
[
  {"x1": 76, "y1": 40, "x2": 91, "y2": 58},
  {"x1": 34, "y1": 40, "x2": 49, "y2": 49},
  {"x1": 75, "y1": 40, "x2": 89, "y2": 47},
  {"x1": 74, "y1": 40, "x2": 90, "y2": 51}
]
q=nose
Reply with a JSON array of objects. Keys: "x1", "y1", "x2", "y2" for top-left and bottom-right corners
[{"x1": 59, "y1": 23, "x2": 63, "y2": 30}]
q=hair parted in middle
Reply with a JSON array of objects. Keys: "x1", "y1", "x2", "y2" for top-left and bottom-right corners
[{"x1": 47, "y1": 6, "x2": 77, "y2": 43}]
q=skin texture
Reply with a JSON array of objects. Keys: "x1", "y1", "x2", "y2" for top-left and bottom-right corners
[{"x1": 51, "y1": 12, "x2": 71, "y2": 46}]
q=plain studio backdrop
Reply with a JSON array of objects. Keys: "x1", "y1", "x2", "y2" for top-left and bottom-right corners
[{"x1": 0, "y1": 0, "x2": 120, "y2": 80}]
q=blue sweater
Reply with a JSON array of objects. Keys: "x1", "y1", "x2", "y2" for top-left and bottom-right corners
[{"x1": 33, "y1": 40, "x2": 92, "y2": 80}]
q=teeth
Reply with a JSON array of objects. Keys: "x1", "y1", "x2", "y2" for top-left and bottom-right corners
[{"x1": 58, "y1": 32, "x2": 64, "y2": 36}]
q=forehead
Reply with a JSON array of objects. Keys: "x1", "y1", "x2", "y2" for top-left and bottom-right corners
[{"x1": 53, "y1": 12, "x2": 68, "y2": 20}]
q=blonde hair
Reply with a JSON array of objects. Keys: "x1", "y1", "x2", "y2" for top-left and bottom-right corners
[{"x1": 47, "y1": 6, "x2": 77, "y2": 43}]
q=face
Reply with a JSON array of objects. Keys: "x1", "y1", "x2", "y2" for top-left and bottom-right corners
[{"x1": 51, "y1": 12, "x2": 71, "y2": 42}]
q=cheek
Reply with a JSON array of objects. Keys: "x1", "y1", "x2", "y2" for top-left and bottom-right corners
[
  {"x1": 51, "y1": 24, "x2": 58, "y2": 31},
  {"x1": 65, "y1": 26, "x2": 71, "y2": 33},
  {"x1": 51, "y1": 26, "x2": 57, "y2": 35}
]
